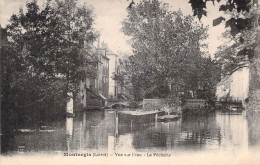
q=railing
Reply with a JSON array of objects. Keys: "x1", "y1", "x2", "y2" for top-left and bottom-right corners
[
  {"x1": 143, "y1": 99, "x2": 165, "y2": 111},
  {"x1": 184, "y1": 99, "x2": 207, "y2": 109}
]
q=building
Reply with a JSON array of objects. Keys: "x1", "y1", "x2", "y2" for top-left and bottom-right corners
[
  {"x1": 107, "y1": 53, "x2": 119, "y2": 99},
  {"x1": 78, "y1": 43, "x2": 110, "y2": 110},
  {"x1": 1, "y1": 26, "x2": 8, "y2": 140},
  {"x1": 96, "y1": 47, "x2": 110, "y2": 98},
  {"x1": 216, "y1": 63, "x2": 249, "y2": 106},
  {"x1": 99, "y1": 43, "x2": 119, "y2": 99},
  {"x1": 0, "y1": 26, "x2": 7, "y2": 48},
  {"x1": 78, "y1": 41, "x2": 130, "y2": 107},
  {"x1": 116, "y1": 61, "x2": 131, "y2": 100}
]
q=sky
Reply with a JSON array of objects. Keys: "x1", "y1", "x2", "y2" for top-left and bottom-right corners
[{"x1": 0, "y1": 0, "x2": 227, "y2": 57}]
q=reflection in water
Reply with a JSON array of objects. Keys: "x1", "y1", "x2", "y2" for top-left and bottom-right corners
[
  {"x1": 66, "y1": 118, "x2": 73, "y2": 136},
  {"x1": 2, "y1": 121, "x2": 67, "y2": 154},
  {"x1": 68, "y1": 111, "x2": 110, "y2": 151},
  {"x1": 247, "y1": 114, "x2": 260, "y2": 150},
  {"x1": 66, "y1": 117, "x2": 73, "y2": 151},
  {"x1": 131, "y1": 114, "x2": 219, "y2": 152},
  {"x1": 215, "y1": 111, "x2": 248, "y2": 151},
  {"x1": 1, "y1": 110, "x2": 260, "y2": 154}
]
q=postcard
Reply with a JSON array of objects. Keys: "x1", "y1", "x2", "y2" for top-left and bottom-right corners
[{"x1": 1, "y1": 0, "x2": 260, "y2": 164}]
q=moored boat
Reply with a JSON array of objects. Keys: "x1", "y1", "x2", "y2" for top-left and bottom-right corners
[
  {"x1": 221, "y1": 104, "x2": 243, "y2": 114},
  {"x1": 117, "y1": 110, "x2": 165, "y2": 124},
  {"x1": 39, "y1": 126, "x2": 55, "y2": 133},
  {"x1": 66, "y1": 112, "x2": 75, "y2": 117},
  {"x1": 157, "y1": 115, "x2": 179, "y2": 122}
]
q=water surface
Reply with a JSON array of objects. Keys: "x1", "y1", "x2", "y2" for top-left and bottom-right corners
[{"x1": 2, "y1": 110, "x2": 260, "y2": 155}]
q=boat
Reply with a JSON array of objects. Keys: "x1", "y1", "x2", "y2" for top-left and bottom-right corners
[
  {"x1": 18, "y1": 146, "x2": 25, "y2": 152},
  {"x1": 228, "y1": 105, "x2": 243, "y2": 111},
  {"x1": 16, "y1": 129, "x2": 36, "y2": 133},
  {"x1": 111, "y1": 103, "x2": 128, "y2": 109},
  {"x1": 157, "y1": 115, "x2": 179, "y2": 122},
  {"x1": 221, "y1": 104, "x2": 243, "y2": 114},
  {"x1": 117, "y1": 110, "x2": 165, "y2": 124},
  {"x1": 39, "y1": 126, "x2": 55, "y2": 133},
  {"x1": 66, "y1": 112, "x2": 75, "y2": 117}
]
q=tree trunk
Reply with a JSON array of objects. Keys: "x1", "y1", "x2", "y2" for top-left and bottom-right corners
[{"x1": 248, "y1": 28, "x2": 260, "y2": 112}]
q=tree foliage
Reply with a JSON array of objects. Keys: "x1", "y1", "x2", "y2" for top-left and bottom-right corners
[
  {"x1": 188, "y1": 0, "x2": 259, "y2": 59},
  {"x1": 125, "y1": 0, "x2": 258, "y2": 59},
  {"x1": 1, "y1": 0, "x2": 97, "y2": 133},
  {"x1": 122, "y1": 0, "x2": 219, "y2": 100},
  {"x1": 210, "y1": 0, "x2": 258, "y2": 77},
  {"x1": 188, "y1": 0, "x2": 260, "y2": 109}
]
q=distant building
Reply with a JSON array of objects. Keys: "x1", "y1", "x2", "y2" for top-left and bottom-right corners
[
  {"x1": 107, "y1": 53, "x2": 119, "y2": 99},
  {"x1": 116, "y1": 61, "x2": 131, "y2": 100},
  {"x1": 99, "y1": 43, "x2": 119, "y2": 99},
  {"x1": 216, "y1": 63, "x2": 249, "y2": 106},
  {"x1": 96, "y1": 47, "x2": 110, "y2": 98},
  {"x1": 79, "y1": 41, "x2": 130, "y2": 105},
  {"x1": 0, "y1": 26, "x2": 7, "y2": 48},
  {"x1": 78, "y1": 43, "x2": 110, "y2": 110}
]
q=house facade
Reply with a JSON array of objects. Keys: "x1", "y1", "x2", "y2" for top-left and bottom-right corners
[
  {"x1": 116, "y1": 62, "x2": 131, "y2": 100},
  {"x1": 77, "y1": 41, "x2": 130, "y2": 109},
  {"x1": 99, "y1": 42, "x2": 130, "y2": 100},
  {"x1": 96, "y1": 48, "x2": 110, "y2": 98},
  {"x1": 0, "y1": 26, "x2": 7, "y2": 48},
  {"x1": 78, "y1": 43, "x2": 110, "y2": 110},
  {"x1": 97, "y1": 42, "x2": 119, "y2": 99},
  {"x1": 216, "y1": 63, "x2": 250, "y2": 106},
  {"x1": 107, "y1": 53, "x2": 119, "y2": 99}
]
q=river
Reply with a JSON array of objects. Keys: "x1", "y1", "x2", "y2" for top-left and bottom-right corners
[{"x1": 1, "y1": 110, "x2": 260, "y2": 156}]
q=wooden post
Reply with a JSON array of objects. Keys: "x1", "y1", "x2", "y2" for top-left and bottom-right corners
[
  {"x1": 115, "y1": 110, "x2": 119, "y2": 138},
  {"x1": 66, "y1": 117, "x2": 73, "y2": 151},
  {"x1": 114, "y1": 111, "x2": 119, "y2": 150},
  {"x1": 130, "y1": 120, "x2": 133, "y2": 131}
]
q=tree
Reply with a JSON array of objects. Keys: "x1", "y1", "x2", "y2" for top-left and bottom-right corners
[
  {"x1": 122, "y1": 0, "x2": 210, "y2": 100},
  {"x1": 189, "y1": 0, "x2": 260, "y2": 110},
  {"x1": 1, "y1": 0, "x2": 98, "y2": 135},
  {"x1": 125, "y1": 1, "x2": 260, "y2": 110},
  {"x1": 49, "y1": 0, "x2": 98, "y2": 92}
]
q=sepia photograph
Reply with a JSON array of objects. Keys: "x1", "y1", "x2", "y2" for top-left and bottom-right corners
[{"x1": 0, "y1": 0, "x2": 260, "y2": 164}]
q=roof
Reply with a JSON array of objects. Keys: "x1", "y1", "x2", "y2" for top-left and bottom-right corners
[
  {"x1": 100, "y1": 42, "x2": 117, "y2": 55},
  {"x1": 99, "y1": 93, "x2": 107, "y2": 100},
  {"x1": 217, "y1": 63, "x2": 249, "y2": 87},
  {"x1": 103, "y1": 46, "x2": 113, "y2": 54},
  {"x1": 216, "y1": 75, "x2": 231, "y2": 86},
  {"x1": 102, "y1": 55, "x2": 110, "y2": 60}
]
